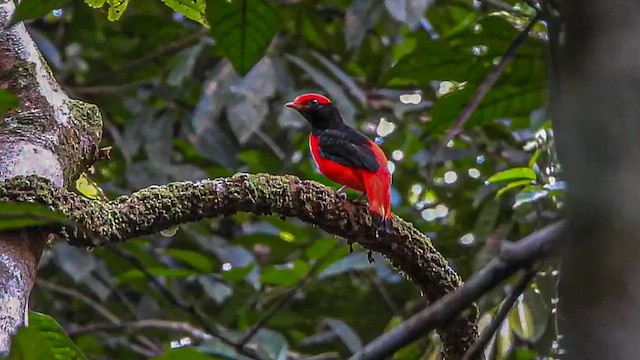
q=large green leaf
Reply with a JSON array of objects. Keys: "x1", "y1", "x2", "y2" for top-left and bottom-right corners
[
  {"x1": 386, "y1": 15, "x2": 545, "y2": 86},
  {"x1": 0, "y1": 202, "x2": 72, "y2": 232},
  {"x1": 429, "y1": 84, "x2": 547, "y2": 132},
  {"x1": 0, "y1": 90, "x2": 18, "y2": 117},
  {"x1": 205, "y1": 0, "x2": 280, "y2": 75},
  {"x1": 7, "y1": 312, "x2": 87, "y2": 360},
  {"x1": 261, "y1": 260, "x2": 310, "y2": 286},
  {"x1": 161, "y1": 0, "x2": 206, "y2": 24}
]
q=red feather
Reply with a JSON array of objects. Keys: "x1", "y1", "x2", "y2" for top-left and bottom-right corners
[{"x1": 309, "y1": 134, "x2": 393, "y2": 232}]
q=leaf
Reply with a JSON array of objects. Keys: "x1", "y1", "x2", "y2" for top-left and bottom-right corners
[
  {"x1": 429, "y1": 84, "x2": 547, "y2": 132},
  {"x1": 161, "y1": 0, "x2": 206, "y2": 25},
  {"x1": 384, "y1": 0, "x2": 433, "y2": 27},
  {"x1": 487, "y1": 167, "x2": 537, "y2": 183},
  {"x1": 167, "y1": 42, "x2": 206, "y2": 87},
  {"x1": 205, "y1": 0, "x2": 280, "y2": 75},
  {"x1": 8, "y1": 327, "x2": 56, "y2": 359},
  {"x1": 509, "y1": 286, "x2": 548, "y2": 342},
  {"x1": 345, "y1": 0, "x2": 382, "y2": 49},
  {"x1": 324, "y1": 318, "x2": 363, "y2": 354},
  {"x1": 220, "y1": 264, "x2": 254, "y2": 284},
  {"x1": 0, "y1": 202, "x2": 72, "y2": 231},
  {"x1": 52, "y1": 243, "x2": 97, "y2": 283},
  {"x1": 0, "y1": 89, "x2": 18, "y2": 117},
  {"x1": 75, "y1": 172, "x2": 106, "y2": 200},
  {"x1": 226, "y1": 57, "x2": 276, "y2": 143},
  {"x1": 305, "y1": 238, "x2": 338, "y2": 260},
  {"x1": 496, "y1": 179, "x2": 533, "y2": 198},
  {"x1": 261, "y1": 260, "x2": 309, "y2": 287},
  {"x1": 10, "y1": 0, "x2": 70, "y2": 25},
  {"x1": 163, "y1": 248, "x2": 215, "y2": 273},
  {"x1": 106, "y1": 0, "x2": 129, "y2": 20},
  {"x1": 310, "y1": 51, "x2": 367, "y2": 106},
  {"x1": 513, "y1": 189, "x2": 548, "y2": 208},
  {"x1": 7, "y1": 312, "x2": 88, "y2": 360},
  {"x1": 199, "y1": 275, "x2": 233, "y2": 304},
  {"x1": 317, "y1": 252, "x2": 377, "y2": 280}
]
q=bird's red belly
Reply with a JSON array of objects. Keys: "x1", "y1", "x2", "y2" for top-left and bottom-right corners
[{"x1": 309, "y1": 135, "x2": 366, "y2": 192}]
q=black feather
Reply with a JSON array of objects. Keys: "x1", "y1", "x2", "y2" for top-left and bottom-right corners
[{"x1": 315, "y1": 127, "x2": 380, "y2": 172}]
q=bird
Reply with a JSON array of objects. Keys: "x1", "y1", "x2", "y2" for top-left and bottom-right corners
[{"x1": 285, "y1": 93, "x2": 393, "y2": 233}]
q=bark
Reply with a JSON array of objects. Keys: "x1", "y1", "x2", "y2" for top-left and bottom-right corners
[
  {"x1": 554, "y1": 0, "x2": 640, "y2": 358},
  {"x1": 0, "y1": 0, "x2": 102, "y2": 353}
]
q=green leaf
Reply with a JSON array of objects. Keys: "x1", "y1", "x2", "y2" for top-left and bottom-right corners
[
  {"x1": 487, "y1": 167, "x2": 537, "y2": 183},
  {"x1": 7, "y1": 312, "x2": 87, "y2": 360},
  {"x1": 496, "y1": 179, "x2": 534, "y2": 198},
  {"x1": 430, "y1": 84, "x2": 547, "y2": 132},
  {"x1": 205, "y1": 0, "x2": 280, "y2": 75},
  {"x1": 261, "y1": 260, "x2": 309, "y2": 287},
  {"x1": 220, "y1": 264, "x2": 254, "y2": 284},
  {"x1": 84, "y1": 0, "x2": 128, "y2": 20},
  {"x1": 0, "y1": 202, "x2": 72, "y2": 231},
  {"x1": 163, "y1": 248, "x2": 215, "y2": 273},
  {"x1": 305, "y1": 238, "x2": 338, "y2": 260},
  {"x1": 513, "y1": 189, "x2": 548, "y2": 208},
  {"x1": 10, "y1": 0, "x2": 70, "y2": 25},
  {"x1": 8, "y1": 327, "x2": 56, "y2": 360},
  {"x1": 161, "y1": 0, "x2": 206, "y2": 25},
  {"x1": 106, "y1": 0, "x2": 128, "y2": 20},
  {"x1": 0, "y1": 90, "x2": 18, "y2": 117},
  {"x1": 473, "y1": 199, "x2": 499, "y2": 243}
]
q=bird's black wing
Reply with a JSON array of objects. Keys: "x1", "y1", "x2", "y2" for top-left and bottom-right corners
[{"x1": 315, "y1": 128, "x2": 380, "y2": 172}]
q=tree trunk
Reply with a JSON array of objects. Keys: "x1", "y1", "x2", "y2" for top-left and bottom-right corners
[
  {"x1": 0, "y1": 0, "x2": 102, "y2": 352},
  {"x1": 556, "y1": 0, "x2": 640, "y2": 358}
]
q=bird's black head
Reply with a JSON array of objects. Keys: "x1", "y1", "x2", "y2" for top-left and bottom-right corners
[{"x1": 285, "y1": 93, "x2": 345, "y2": 131}]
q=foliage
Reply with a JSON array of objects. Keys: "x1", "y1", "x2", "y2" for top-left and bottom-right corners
[{"x1": 3, "y1": 0, "x2": 563, "y2": 359}]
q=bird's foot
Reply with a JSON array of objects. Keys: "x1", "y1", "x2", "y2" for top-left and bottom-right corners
[{"x1": 367, "y1": 250, "x2": 375, "y2": 263}]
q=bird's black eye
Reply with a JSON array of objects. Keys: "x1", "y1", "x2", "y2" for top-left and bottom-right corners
[{"x1": 308, "y1": 99, "x2": 319, "y2": 106}]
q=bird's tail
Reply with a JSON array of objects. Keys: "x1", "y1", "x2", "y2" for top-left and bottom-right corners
[{"x1": 363, "y1": 171, "x2": 393, "y2": 234}]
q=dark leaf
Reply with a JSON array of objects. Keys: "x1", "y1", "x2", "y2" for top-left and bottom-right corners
[
  {"x1": 0, "y1": 89, "x2": 18, "y2": 117},
  {"x1": 205, "y1": 0, "x2": 280, "y2": 75},
  {"x1": 0, "y1": 202, "x2": 72, "y2": 231}
]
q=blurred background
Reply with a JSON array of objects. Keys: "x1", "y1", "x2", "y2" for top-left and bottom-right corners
[{"x1": 23, "y1": 0, "x2": 562, "y2": 359}]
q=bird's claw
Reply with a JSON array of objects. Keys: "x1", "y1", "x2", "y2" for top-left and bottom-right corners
[{"x1": 367, "y1": 250, "x2": 375, "y2": 263}]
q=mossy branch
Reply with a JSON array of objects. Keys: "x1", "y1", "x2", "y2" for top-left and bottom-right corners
[{"x1": 0, "y1": 173, "x2": 477, "y2": 359}]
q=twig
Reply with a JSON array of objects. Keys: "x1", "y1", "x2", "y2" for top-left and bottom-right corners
[
  {"x1": 429, "y1": 13, "x2": 541, "y2": 176},
  {"x1": 68, "y1": 319, "x2": 213, "y2": 340},
  {"x1": 348, "y1": 221, "x2": 565, "y2": 360},
  {"x1": 90, "y1": 28, "x2": 208, "y2": 83},
  {"x1": 462, "y1": 268, "x2": 537, "y2": 360},
  {"x1": 109, "y1": 246, "x2": 265, "y2": 360},
  {"x1": 238, "y1": 245, "x2": 339, "y2": 347},
  {"x1": 37, "y1": 280, "x2": 120, "y2": 323}
]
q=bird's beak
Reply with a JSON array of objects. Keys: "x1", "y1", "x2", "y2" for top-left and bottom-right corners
[{"x1": 285, "y1": 102, "x2": 301, "y2": 110}]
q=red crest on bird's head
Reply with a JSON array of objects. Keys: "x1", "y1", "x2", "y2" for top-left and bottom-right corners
[{"x1": 291, "y1": 93, "x2": 331, "y2": 106}]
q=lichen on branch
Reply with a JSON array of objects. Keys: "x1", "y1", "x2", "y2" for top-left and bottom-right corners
[{"x1": 0, "y1": 173, "x2": 478, "y2": 359}]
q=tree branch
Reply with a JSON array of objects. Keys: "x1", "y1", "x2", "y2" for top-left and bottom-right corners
[
  {"x1": 0, "y1": 173, "x2": 478, "y2": 359},
  {"x1": 349, "y1": 221, "x2": 565, "y2": 360}
]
